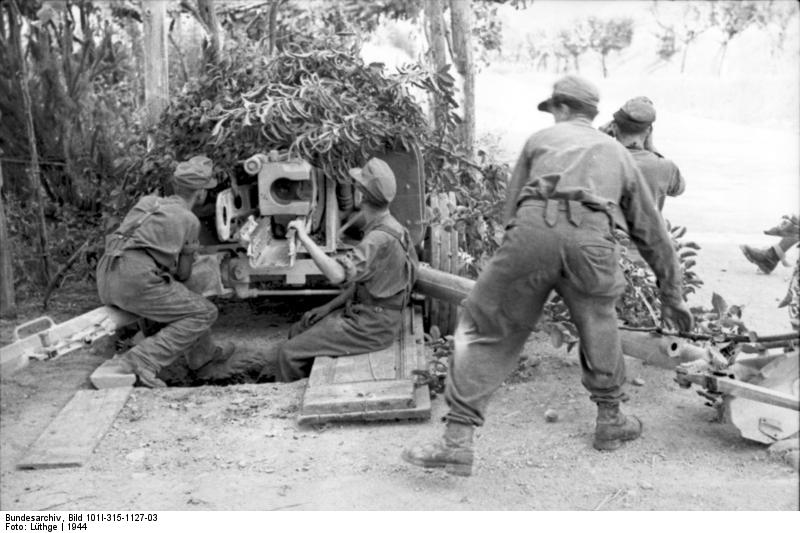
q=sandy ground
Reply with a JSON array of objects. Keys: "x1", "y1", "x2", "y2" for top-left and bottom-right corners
[{"x1": 2, "y1": 72, "x2": 799, "y2": 512}]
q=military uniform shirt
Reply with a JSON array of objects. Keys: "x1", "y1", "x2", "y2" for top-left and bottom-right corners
[
  {"x1": 336, "y1": 212, "x2": 417, "y2": 299},
  {"x1": 628, "y1": 147, "x2": 685, "y2": 211},
  {"x1": 505, "y1": 117, "x2": 683, "y2": 305},
  {"x1": 109, "y1": 195, "x2": 200, "y2": 275}
]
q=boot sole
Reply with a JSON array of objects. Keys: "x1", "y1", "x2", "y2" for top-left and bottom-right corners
[
  {"x1": 593, "y1": 417, "x2": 643, "y2": 451},
  {"x1": 593, "y1": 438, "x2": 624, "y2": 451},
  {"x1": 401, "y1": 450, "x2": 473, "y2": 477},
  {"x1": 740, "y1": 245, "x2": 777, "y2": 274}
]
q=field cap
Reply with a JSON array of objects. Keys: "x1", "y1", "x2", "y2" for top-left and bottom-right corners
[
  {"x1": 349, "y1": 158, "x2": 396, "y2": 205},
  {"x1": 537, "y1": 74, "x2": 600, "y2": 112},
  {"x1": 613, "y1": 96, "x2": 656, "y2": 129},
  {"x1": 173, "y1": 155, "x2": 217, "y2": 189}
]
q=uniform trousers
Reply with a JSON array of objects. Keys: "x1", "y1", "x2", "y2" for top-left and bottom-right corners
[
  {"x1": 445, "y1": 202, "x2": 629, "y2": 427},
  {"x1": 277, "y1": 302, "x2": 401, "y2": 382},
  {"x1": 96, "y1": 250, "x2": 219, "y2": 373}
]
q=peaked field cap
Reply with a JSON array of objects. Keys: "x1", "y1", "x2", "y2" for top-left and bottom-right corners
[
  {"x1": 173, "y1": 155, "x2": 217, "y2": 189},
  {"x1": 615, "y1": 96, "x2": 656, "y2": 125},
  {"x1": 537, "y1": 74, "x2": 600, "y2": 112},
  {"x1": 349, "y1": 157, "x2": 396, "y2": 204}
]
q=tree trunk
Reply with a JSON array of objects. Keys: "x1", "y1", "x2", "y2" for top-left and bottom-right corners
[
  {"x1": 601, "y1": 52, "x2": 608, "y2": 78},
  {"x1": 168, "y1": 13, "x2": 189, "y2": 85},
  {"x1": 11, "y1": 0, "x2": 51, "y2": 286},
  {"x1": 197, "y1": 0, "x2": 223, "y2": 65},
  {"x1": 450, "y1": 0, "x2": 475, "y2": 159},
  {"x1": 424, "y1": 0, "x2": 448, "y2": 135},
  {"x1": 142, "y1": 2, "x2": 169, "y2": 135},
  {"x1": 0, "y1": 159, "x2": 17, "y2": 318}
]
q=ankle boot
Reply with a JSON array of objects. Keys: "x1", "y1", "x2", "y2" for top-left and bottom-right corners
[
  {"x1": 116, "y1": 352, "x2": 166, "y2": 388},
  {"x1": 593, "y1": 402, "x2": 642, "y2": 451},
  {"x1": 740, "y1": 245, "x2": 780, "y2": 274},
  {"x1": 402, "y1": 422, "x2": 475, "y2": 476},
  {"x1": 213, "y1": 341, "x2": 236, "y2": 362}
]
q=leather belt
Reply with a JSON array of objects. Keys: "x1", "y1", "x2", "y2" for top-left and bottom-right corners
[{"x1": 520, "y1": 198, "x2": 585, "y2": 227}]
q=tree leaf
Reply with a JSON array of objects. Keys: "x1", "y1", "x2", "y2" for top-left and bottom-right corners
[{"x1": 711, "y1": 292, "x2": 728, "y2": 317}]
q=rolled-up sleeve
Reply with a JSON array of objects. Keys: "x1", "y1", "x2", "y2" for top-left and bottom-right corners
[
  {"x1": 335, "y1": 231, "x2": 384, "y2": 285},
  {"x1": 667, "y1": 163, "x2": 686, "y2": 198}
]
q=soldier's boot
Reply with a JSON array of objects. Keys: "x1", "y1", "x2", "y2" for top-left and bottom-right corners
[
  {"x1": 195, "y1": 342, "x2": 238, "y2": 381},
  {"x1": 401, "y1": 422, "x2": 474, "y2": 477},
  {"x1": 740, "y1": 245, "x2": 780, "y2": 275},
  {"x1": 212, "y1": 341, "x2": 236, "y2": 362},
  {"x1": 593, "y1": 402, "x2": 642, "y2": 451},
  {"x1": 764, "y1": 215, "x2": 799, "y2": 237},
  {"x1": 115, "y1": 352, "x2": 166, "y2": 388}
]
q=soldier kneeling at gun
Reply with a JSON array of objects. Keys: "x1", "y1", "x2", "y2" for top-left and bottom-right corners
[{"x1": 96, "y1": 156, "x2": 238, "y2": 387}]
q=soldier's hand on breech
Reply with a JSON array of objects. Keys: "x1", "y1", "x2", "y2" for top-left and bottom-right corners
[
  {"x1": 661, "y1": 301, "x2": 694, "y2": 332},
  {"x1": 287, "y1": 219, "x2": 308, "y2": 240}
]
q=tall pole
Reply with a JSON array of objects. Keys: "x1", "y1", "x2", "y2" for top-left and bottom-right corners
[
  {"x1": 142, "y1": 0, "x2": 169, "y2": 143},
  {"x1": 450, "y1": 0, "x2": 475, "y2": 159},
  {"x1": 424, "y1": 0, "x2": 448, "y2": 136},
  {"x1": 0, "y1": 154, "x2": 17, "y2": 318},
  {"x1": 11, "y1": 0, "x2": 51, "y2": 285}
]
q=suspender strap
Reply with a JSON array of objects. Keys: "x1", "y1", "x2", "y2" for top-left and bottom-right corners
[
  {"x1": 116, "y1": 200, "x2": 161, "y2": 239},
  {"x1": 107, "y1": 200, "x2": 162, "y2": 259},
  {"x1": 372, "y1": 223, "x2": 416, "y2": 308}
]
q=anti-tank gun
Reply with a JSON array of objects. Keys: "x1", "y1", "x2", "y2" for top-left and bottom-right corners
[{"x1": 193, "y1": 146, "x2": 425, "y2": 299}]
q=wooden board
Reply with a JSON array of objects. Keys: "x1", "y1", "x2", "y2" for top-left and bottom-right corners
[
  {"x1": 17, "y1": 387, "x2": 132, "y2": 470},
  {"x1": 298, "y1": 306, "x2": 430, "y2": 424}
]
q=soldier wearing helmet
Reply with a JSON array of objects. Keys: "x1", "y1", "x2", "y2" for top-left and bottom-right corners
[
  {"x1": 272, "y1": 157, "x2": 419, "y2": 382},
  {"x1": 96, "y1": 156, "x2": 236, "y2": 387}
]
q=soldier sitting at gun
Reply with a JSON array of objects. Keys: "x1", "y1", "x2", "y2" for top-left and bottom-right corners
[{"x1": 267, "y1": 157, "x2": 419, "y2": 382}]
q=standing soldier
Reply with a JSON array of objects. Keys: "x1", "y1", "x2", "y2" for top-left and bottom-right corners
[
  {"x1": 403, "y1": 75, "x2": 693, "y2": 476},
  {"x1": 97, "y1": 156, "x2": 235, "y2": 387},
  {"x1": 271, "y1": 157, "x2": 418, "y2": 382},
  {"x1": 600, "y1": 96, "x2": 686, "y2": 212}
]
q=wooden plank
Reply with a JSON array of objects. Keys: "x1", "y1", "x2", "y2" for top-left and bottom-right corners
[
  {"x1": 301, "y1": 380, "x2": 415, "y2": 415},
  {"x1": 307, "y1": 356, "x2": 337, "y2": 388},
  {"x1": 17, "y1": 387, "x2": 132, "y2": 470},
  {"x1": 309, "y1": 308, "x2": 418, "y2": 385},
  {"x1": 330, "y1": 344, "x2": 398, "y2": 383},
  {"x1": 299, "y1": 307, "x2": 430, "y2": 423},
  {"x1": 298, "y1": 384, "x2": 431, "y2": 425}
]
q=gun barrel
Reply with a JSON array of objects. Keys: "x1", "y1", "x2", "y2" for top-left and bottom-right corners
[{"x1": 414, "y1": 265, "x2": 709, "y2": 369}]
